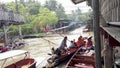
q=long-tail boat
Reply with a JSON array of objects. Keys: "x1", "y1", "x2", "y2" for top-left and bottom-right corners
[
  {"x1": 44, "y1": 47, "x2": 78, "y2": 68},
  {"x1": 66, "y1": 47, "x2": 95, "y2": 68},
  {"x1": 0, "y1": 50, "x2": 36, "y2": 68}
]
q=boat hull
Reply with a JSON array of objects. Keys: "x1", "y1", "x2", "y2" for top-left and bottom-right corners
[
  {"x1": 66, "y1": 48, "x2": 95, "y2": 68},
  {"x1": 45, "y1": 48, "x2": 78, "y2": 68},
  {"x1": 5, "y1": 58, "x2": 36, "y2": 68}
]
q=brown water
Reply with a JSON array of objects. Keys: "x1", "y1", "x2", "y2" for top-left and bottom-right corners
[{"x1": 0, "y1": 26, "x2": 94, "y2": 68}]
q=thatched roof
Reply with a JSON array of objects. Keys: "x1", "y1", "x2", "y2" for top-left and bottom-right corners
[{"x1": 0, "y1": 10, "x2": 25, "y2": 26}]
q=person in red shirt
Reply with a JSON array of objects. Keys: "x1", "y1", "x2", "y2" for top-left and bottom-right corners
[
  {"x1": 85, "y1": 36, "x2": 93, "y2": 49},
  {"x1": 76, "y1": 36, "x2": 83, "y2": 47}
]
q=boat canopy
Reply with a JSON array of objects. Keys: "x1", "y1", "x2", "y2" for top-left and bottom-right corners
[{"x1": 0, "y1": 50, "x2": 28, "y2": 60}]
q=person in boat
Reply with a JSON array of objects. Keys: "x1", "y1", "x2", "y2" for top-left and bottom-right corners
[
  {"x1": 76, "y1": 36, "x2": 84, "y2": 48},
  {"x1": 18, "y1": 38, "x2": 25, "y2": 46},
  {"x1": 68, "y1": 40, "x2": 77, "y2": 49},
  {"x1": 85, "y1": 36, "x2": 93, "y2": 50},
  {"x1": 58, "y1": 36, "x2": 68, "y2": 54}
]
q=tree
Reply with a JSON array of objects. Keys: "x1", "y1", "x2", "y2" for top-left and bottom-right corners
[
  {"x1": 44, "y1": 0, "x2": 67, "y2": 19},
  {"x1": 26, "y1": 2, "x2": 41, "y2": 15},
  {"x1": 20, "y1": 0, "x2": 25, "y2": 6},
  {"x1": 6, "y1": 2, "x2": 25, "y2": 14},
  {"x1": 44, "y1": 0, "x2": 57, "y2": 11},
  {"x1": 56, "y1": 4, "x2": 67, "y2": 19},
  {"x1": 32, "y1": 7, "x2": 58, "y2": 32}
]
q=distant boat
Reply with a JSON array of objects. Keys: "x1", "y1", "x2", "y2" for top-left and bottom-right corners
[
  {"x1": 0, "y1": 50, "x2": 36, "y2": 68},
  {"x1": 66, "y1": 47, "x2": 95, "y2": 68}
]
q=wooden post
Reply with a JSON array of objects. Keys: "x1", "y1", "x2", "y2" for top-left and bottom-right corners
[
  {"x1": 15, "y1": 0, "x2": 22, "y2": 37},
  {"x1": 93, "y1": 0, "x2": 102, "y2": 68},
  {"x1": 103, "y1": 38, "x2": 113, "y2": 68},
  {"x1": 3, "y1": 25, "x2": 8, "y2": 46}
]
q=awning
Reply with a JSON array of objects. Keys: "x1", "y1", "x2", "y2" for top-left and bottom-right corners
[
  {"x1": 0, "y1": 50, "x2": 28, "y2": 60},
  {"x1": 71, "y1": 0, "x2": 86, "y2": 4}
]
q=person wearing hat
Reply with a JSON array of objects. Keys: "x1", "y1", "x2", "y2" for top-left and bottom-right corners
[{"x1": 85, "y1": 36, "x2": 93, "y2": 49}]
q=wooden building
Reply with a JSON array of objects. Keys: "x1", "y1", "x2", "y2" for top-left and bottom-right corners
[
  {"x1": 0, "y1": 5, "x2": 24, "y2": 46},
  {"x1": 71, "y1": 0, "x2": 120, "y2": 68}
]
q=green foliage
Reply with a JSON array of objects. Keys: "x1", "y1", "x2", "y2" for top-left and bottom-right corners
[
  {"x1": 32, "y1": 7, "x2": 58, "y2": 32},
  {"x1": 21, "y1": 24, "x2": 34, "y2": 34},
  {"x1": 55, "y1": 4, "x2": 67, "y2": 19},
  {"x1": 26, "y1": 2, "x2": 41, "y2": 15},
  {"x1": 6, "y1": 2, "x2": 25, "y2": 14},
  {"x1": 44, "y1": 0, "x2": 57, "y2": 11},
  {"x1": 1, "y1": 1, "x2": 93, "y2": 36},
  {"x1": 44, "y1": 0, "x2": 67, "y2": 19}
]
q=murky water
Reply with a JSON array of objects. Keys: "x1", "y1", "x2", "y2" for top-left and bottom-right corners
[{"x1": 0, "y1": 26, "x2": 93, "y2": 68}]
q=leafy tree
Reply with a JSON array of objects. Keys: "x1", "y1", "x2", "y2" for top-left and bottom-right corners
[
  {"x1": 26, "y1": 2, "x2": 41, "y2": 15},
  {"x1": 44, "y1": 0, "x2": 67, "y2": 19},
  {"x1": 44, "y1": 0, "x2": 57, "y2": 11},
  {"x1": 20, "y1": 0, "x2": 25, "y2": 6},
  {"x1": 32, "y1": 7, "x2": 58, "y2": 32},
  {"x1": 56, "y1": 4, "x2": 67, "y2": 19},
  {"x1": 6, "y1": 2, "x2": 25, "y2": 14}
]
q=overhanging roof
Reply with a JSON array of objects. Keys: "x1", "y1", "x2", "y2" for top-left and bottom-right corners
[{"x1": 71, "y1": 0, "x2": 86, "y2": 4}]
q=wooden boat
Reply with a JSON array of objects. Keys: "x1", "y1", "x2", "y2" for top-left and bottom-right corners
[
  {"x1": 44, "y1": 47, "x2": 78, "y2": 68},
  {"x1": 66, "y1": 47, "x2": 95, "y2": 68},
  {"x1": 0, "y1": 50, "x2": 36, "y2": 68}
]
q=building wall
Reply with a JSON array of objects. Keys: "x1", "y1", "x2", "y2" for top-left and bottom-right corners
[
  {"x1": 100, "y1": 0, "x2": 120, "y2": 22},
  {"x1": 99, "y1": 0, "x2": 120, "y2": 68}
]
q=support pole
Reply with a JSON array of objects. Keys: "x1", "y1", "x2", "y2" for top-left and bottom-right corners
[
  {"x1": 15, "y1": 0, "x2": 22, "y2": 37},
  {"x1": 3, "y1": 25, "x2": 8, "y2": 46},
  {"x1": 93, "y1": 0, "x2": 102, "y2": 68}
]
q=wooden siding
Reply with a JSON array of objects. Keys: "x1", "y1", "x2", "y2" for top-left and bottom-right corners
[{"x1": 100, "y1": 0, "x2": 120, "y2": 22}]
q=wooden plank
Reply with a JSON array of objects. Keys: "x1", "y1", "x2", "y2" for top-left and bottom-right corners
[
  {"x1": 72, "y1": 58, "x2": 95, "y2": 65},
  {"x1": 101, "y1": 26, "x2": 120, "y2": 43},
  {"x1": 74, "y1": 55, "x2": 95, "y2": 60}
]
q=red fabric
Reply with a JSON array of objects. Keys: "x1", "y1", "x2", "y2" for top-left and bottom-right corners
[
  {"x1": 85, "y1": 40, "x2": 93, "y2": 48},
  {"x1": 76, "y1": 40, "x2": 83, "y2": 47}
]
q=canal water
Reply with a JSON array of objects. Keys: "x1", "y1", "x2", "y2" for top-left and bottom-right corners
[
  {"x1": 0, "y1": 26, "x2": 93, "y2": 68},
  {"x1": 23, "y1": 26, "x2": 93, "y2": 68}
]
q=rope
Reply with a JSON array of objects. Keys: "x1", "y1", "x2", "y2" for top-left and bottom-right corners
[
  {"x1": 40, "y1": 37, "x2": 57, "y2": 46},
  {"x1": 50, "y1": 31, "x2": 71, "y2": 42}
]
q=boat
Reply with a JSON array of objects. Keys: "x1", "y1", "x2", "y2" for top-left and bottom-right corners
[
  {"x1": 66, "y1": 47, "x2": 95, "y2": 68},
  {"x1": 0, "y1": 50, "x2": 36, "y2": 68},
  {"x1": 44, "y1": 47, "x2": 78, "y2": 68}
]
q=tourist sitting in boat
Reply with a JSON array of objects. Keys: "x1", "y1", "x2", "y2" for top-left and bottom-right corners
[
  {"x1": 14, "y1": 38, "x2": 25, "y2": 47},
  {"x1": 76, "y1": 36, "x2": 84, "y2": 47},
  {"x1": 85, "y1": 36, "x2": 93, "y2": 50},
  {"x1": 68, "y1": 40, "x2": 77, "y2": 49},
  {"x1": 58, "y1": 36, "x2": 68, "y2": 54},
  {"x1": 18, "y1": 38, "x2": 25, "y2": 46}
]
